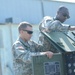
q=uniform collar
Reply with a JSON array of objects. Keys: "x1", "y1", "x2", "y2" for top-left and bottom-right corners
[{"x1": 18, "y1": 37, "x2": 30, "y2": 48}]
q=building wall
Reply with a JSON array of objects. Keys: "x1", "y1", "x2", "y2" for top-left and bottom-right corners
[
  {"x1": 0, "y1": 0, "x2": 42, "y2": 24},
  {"x1": 0, "y1": 25, "x2": 14, "y2": 75},
  {"x1": 0, "y1": 0, "x2": 75, "y2": 25}
]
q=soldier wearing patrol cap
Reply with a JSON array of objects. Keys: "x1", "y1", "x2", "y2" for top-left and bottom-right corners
[{"x1": 12, "y1": 22, "x2": 53, "y2": 75}]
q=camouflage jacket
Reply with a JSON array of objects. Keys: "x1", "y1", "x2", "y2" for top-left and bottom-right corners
[
  {"x1": 39, "y1": 16, "x2": 70, "y2": 53},
  {"x1": 39, "y1": 16, "x2": 70, "y2": 32},
  {"x1": 12, "y1": 37, "x2": 44, "y2": 75}
]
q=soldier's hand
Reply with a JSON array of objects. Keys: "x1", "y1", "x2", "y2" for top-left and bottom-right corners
[{"x1": 45, "y1": 51, "x2": 53, "y2": 58}]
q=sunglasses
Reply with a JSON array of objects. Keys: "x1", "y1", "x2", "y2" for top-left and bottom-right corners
[
  {"x1": 62, "y1": 14, "x2": 70, "y2": 18},
  {"x1": 23, "y1": 30, "x2": 33, "y2": 34}
]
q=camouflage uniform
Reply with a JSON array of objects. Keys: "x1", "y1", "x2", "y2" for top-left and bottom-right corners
[
  {"x1": 47, "y1": 19, "x2": 70, "y2": 33},
  {"x1": 12, "y1": 37, "x2": 45, "y2": 75},
  {"x1": 39, "y1": 16, "x2": 70, "y2": 53}
]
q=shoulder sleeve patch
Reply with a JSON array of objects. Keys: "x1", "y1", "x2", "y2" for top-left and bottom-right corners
[
  {"x1": 14, "y1": 40, "x2": 25, "y2": 51},
  {"x1": 16, "y1": 46, "x2": 24, "y2": 50}
]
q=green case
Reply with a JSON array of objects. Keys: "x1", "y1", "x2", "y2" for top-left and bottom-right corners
[
  {"x1": 32, "y1": 53, "x2": 65, "y2": 75},
  {"x1": 42, "y1": 31, "x2": 75, "y2": 52}
]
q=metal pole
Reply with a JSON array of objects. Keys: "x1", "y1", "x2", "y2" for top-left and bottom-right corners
[
  {"x1": 41, "y1": 0, "x2": 45, "y2": 18},
  {"x1": 0, "y1": 53, "x2": 2, "y2": 75}
]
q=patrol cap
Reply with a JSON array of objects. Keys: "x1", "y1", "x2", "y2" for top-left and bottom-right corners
[{"x1": 57, "y1": 6, "x2": 70, "y2": 18}]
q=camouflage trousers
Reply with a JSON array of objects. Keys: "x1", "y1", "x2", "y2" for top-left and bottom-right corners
[{"x1": 13, "y1": 61, "x2": 32, "y2": 75}]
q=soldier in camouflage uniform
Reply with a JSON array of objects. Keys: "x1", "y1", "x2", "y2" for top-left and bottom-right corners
[
  {"x1": 12, "y1": 22, "x2": 53, "y2": 75},
  {"x1": 39, "y1": 6, "x2": 75, "y2": 53}
]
